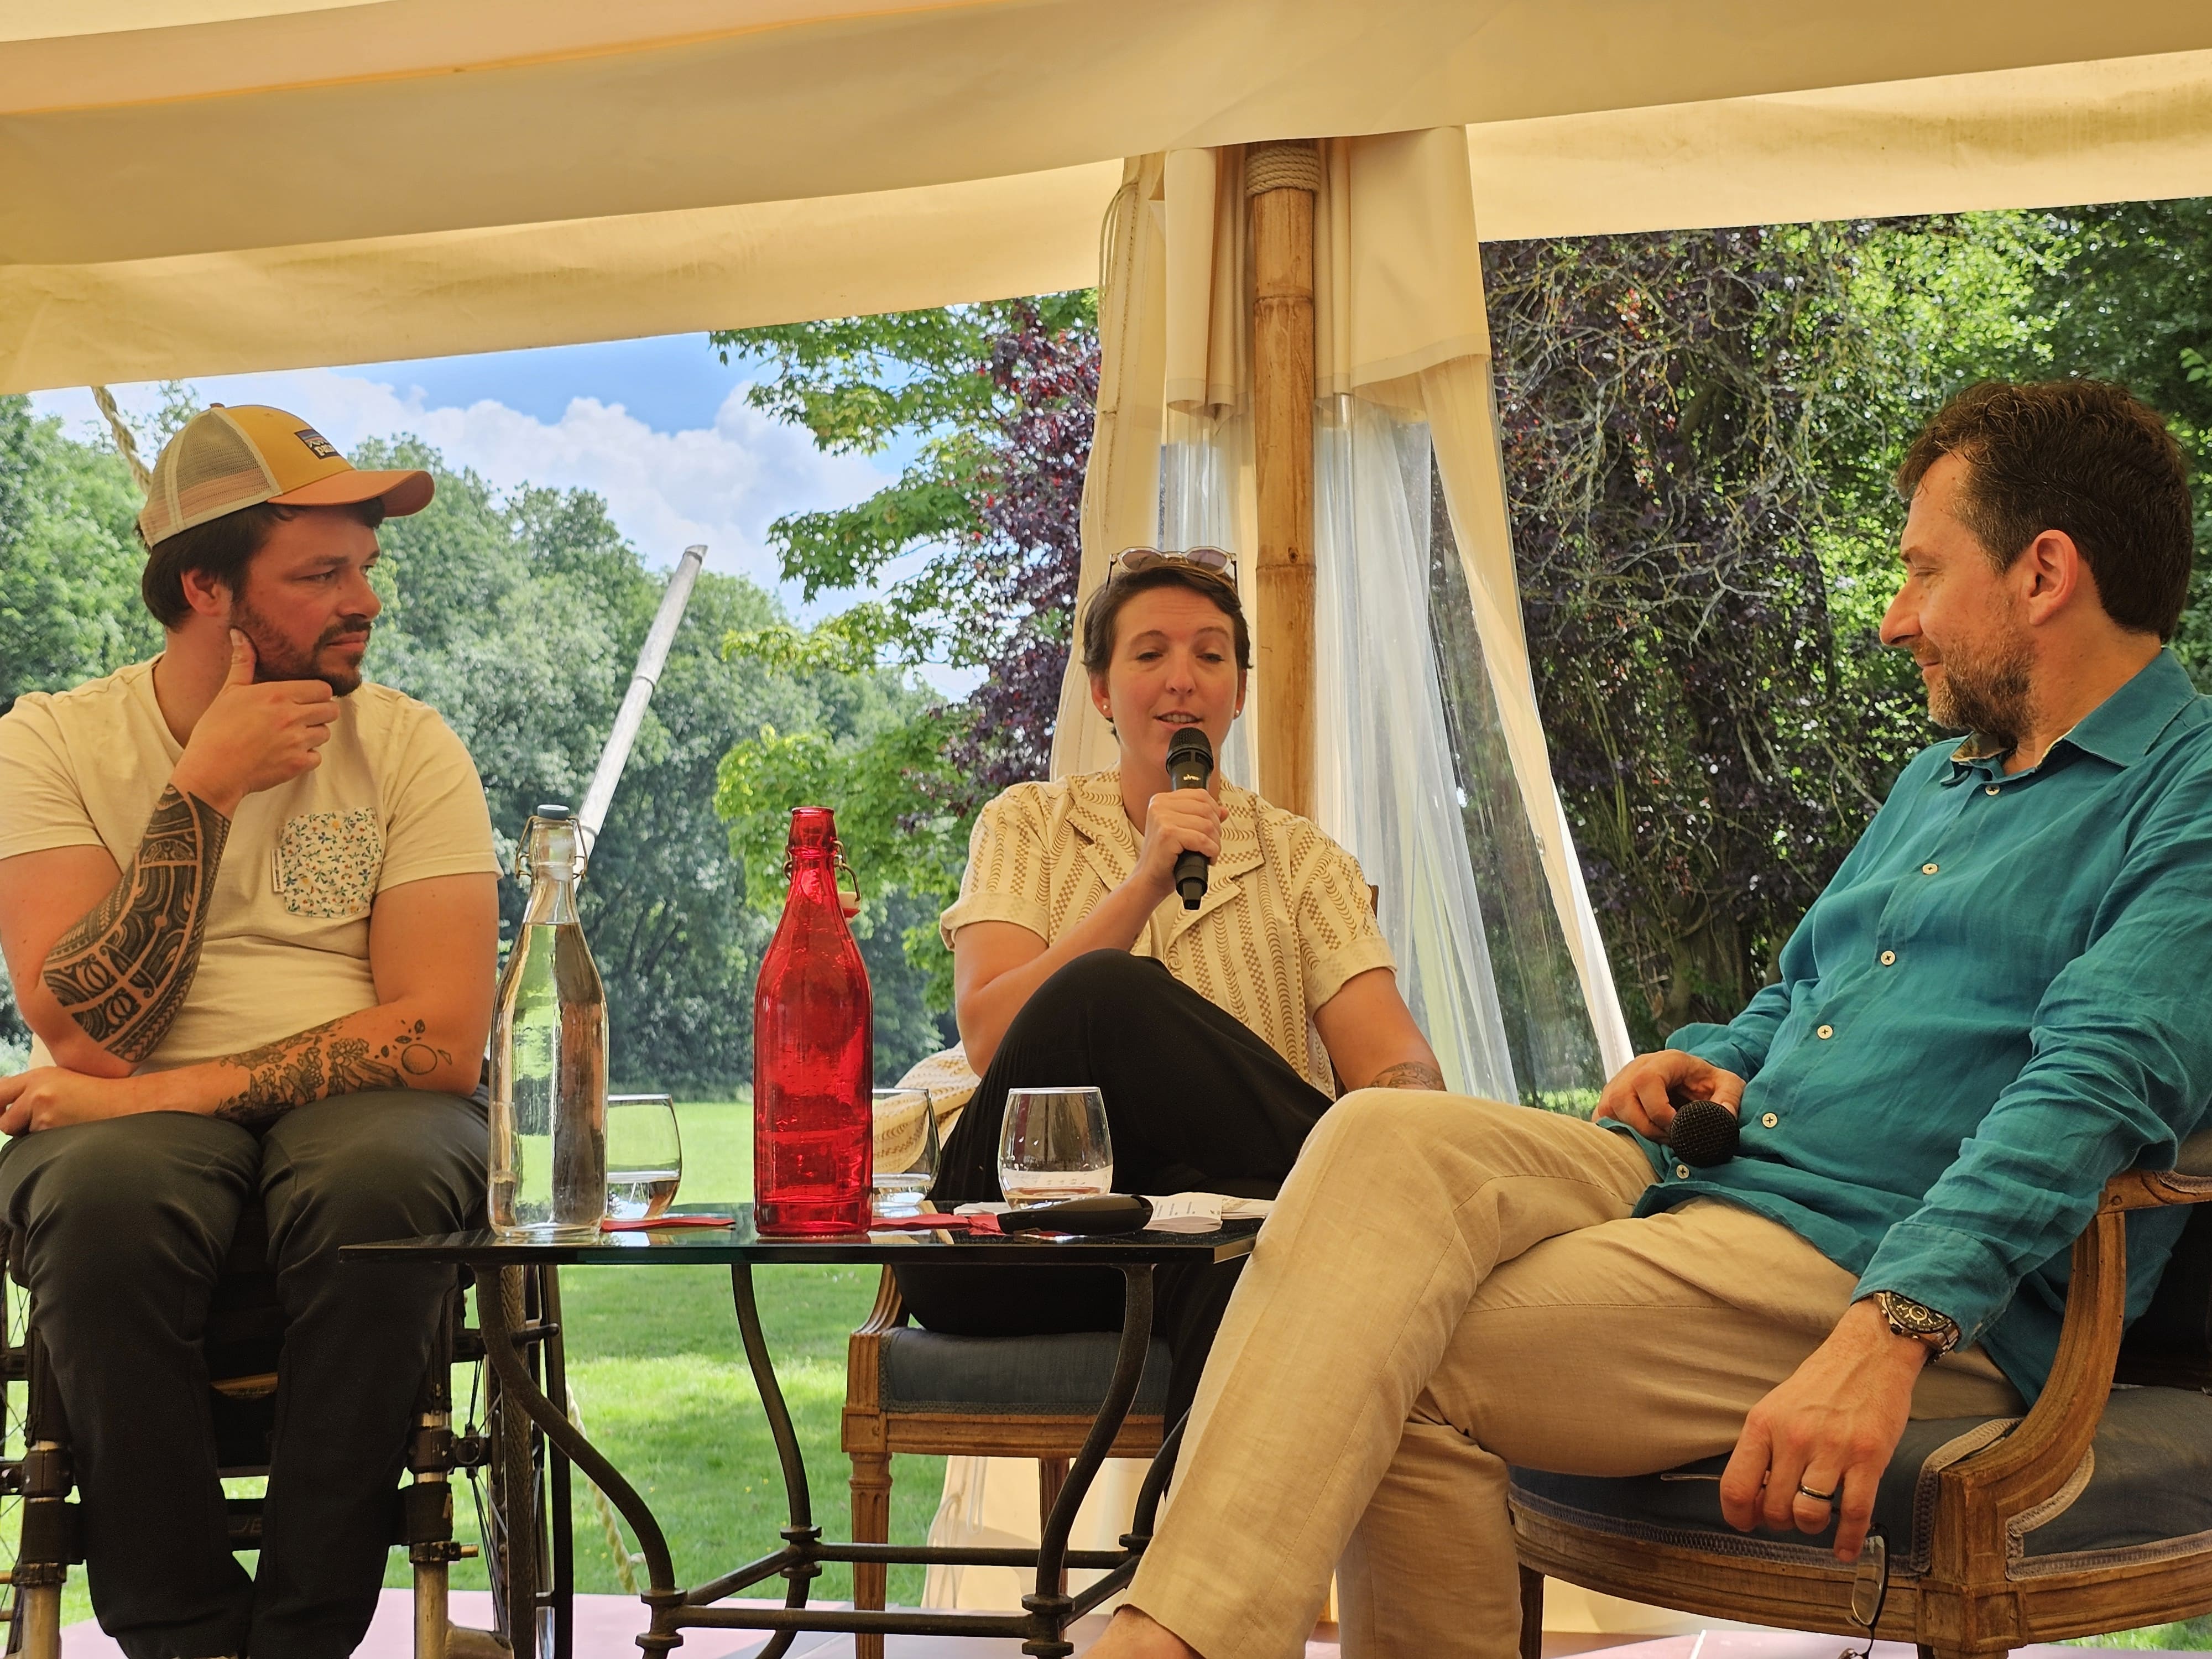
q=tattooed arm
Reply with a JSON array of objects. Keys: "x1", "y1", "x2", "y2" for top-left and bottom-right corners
[
  {"x1": 192, "y1": 871, "x2": 496, "y2": 1125},
  {"x1": 1314, "y1": 967, "x2": 1449, "y2": 1094},
  {"x1": 204, "y1": 1008, "x2": 465, "y2": 1129},
  {"x1": 1, "y1": 633, "x2": 348, "y2": 1076},
  {"x1": 30, "y1": 786, "x2": 231, "y2": 1066},
  {"x1": 0, "y1": 873, "x2": 497, "y2": 1136}
]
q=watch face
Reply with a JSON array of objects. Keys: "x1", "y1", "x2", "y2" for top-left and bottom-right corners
[{"x1": 1880, "y1": 1291, "x2": 1958, "y2": 1346}]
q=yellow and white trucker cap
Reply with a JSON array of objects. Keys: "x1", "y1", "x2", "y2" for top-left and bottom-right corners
[{"x1": 138, "y1": 404, "x2": 434, "y2": 549}]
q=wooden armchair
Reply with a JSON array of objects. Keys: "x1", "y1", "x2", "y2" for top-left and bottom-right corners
[{"x1": 1511, "y1": 1126, "x2": 2212, "y2": 1659}]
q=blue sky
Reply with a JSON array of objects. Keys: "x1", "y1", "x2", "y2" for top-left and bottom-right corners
[{"x1": 29, "y1": 333, "x2": 958, "y2": 673}]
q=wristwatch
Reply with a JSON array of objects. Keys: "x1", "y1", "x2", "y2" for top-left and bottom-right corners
[{"x1": 1872, "y1": 1290, "x2": 1961, "y2": 1360}]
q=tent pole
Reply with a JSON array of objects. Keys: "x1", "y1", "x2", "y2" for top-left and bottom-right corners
[{"x1": 1247, "y1": 140, "x2": 1321, "y2": 819}]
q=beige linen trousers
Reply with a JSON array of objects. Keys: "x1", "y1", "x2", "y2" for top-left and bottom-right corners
[{"x1": 1127, "y1": 1091, "x2": 2023, "y2": 1659}]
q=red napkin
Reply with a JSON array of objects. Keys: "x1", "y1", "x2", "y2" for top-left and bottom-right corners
[{"x1": 868, "y1": 1212, "x2": 1003, "y2": 1235}]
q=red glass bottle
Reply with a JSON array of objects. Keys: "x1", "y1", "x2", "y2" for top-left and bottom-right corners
[{"x1": 753, "y1": 806, "x2": 874, "y2": 1235}]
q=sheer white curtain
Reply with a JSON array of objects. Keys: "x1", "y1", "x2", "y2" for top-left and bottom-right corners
[
  {"x1": 1157, "y1": 404, "x2": 1257, "y2": 790},
  {"x1": 1312, "y1": 395, "x2": 1519, "y2": 1101}
]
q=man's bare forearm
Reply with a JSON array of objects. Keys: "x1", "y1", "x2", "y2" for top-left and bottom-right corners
[
  {"x1": 39, "y1": 785, "x2": 229, "y2": 1064},
  {"x1": 124, "y1": 1001, "x2": 478, "y2": 1128}
]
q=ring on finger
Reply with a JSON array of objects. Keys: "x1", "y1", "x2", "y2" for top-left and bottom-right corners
[{"x1": 1795, "y1": 1481, "x2": 1839, "y2": 1505}]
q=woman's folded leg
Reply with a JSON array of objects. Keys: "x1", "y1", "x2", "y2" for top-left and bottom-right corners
[
  {"x1": 932, "y1": 949, "x2": 1333, "y2": 1204},
  {"x1": 907, "y1": 948, "x2": 1335, "y2": 1423}
]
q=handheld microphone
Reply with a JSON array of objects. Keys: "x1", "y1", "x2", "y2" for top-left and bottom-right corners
[
  {"x1": 1165, "y1": 727, "x2": 1214, "y2": 910},
  {"x1": 1666, "y1": 1098, "x2": 1740, "y2": 1168}
]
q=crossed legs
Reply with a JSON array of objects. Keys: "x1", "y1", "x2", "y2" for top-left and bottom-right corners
[{"x1": 1107, "y1": 1090, "x2": 2021, "y2": 1659}]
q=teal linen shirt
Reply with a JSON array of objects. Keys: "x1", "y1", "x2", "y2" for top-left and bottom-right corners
[{"x1": 1621, "y1": 650, "x2": 2212, "y2": 1403}]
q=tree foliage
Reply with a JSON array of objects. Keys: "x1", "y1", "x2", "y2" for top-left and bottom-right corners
[
  {"x1": 0, "y1": 420, "x2": 954, "y2": 1089},
  {"x1": 358, "y1": 437, "x2": 954, "y2": 1088},
  {"x1": 0, "y1": 397, "x2": 161, "y2": 719},
  {"x1": 1486, "y1": 227, "x2": 1918, "y2": 1038},
  {"x1": 1488, "y1": 206, "x2": 2210, "y2": 1042},
  {"x1": 2029, "y1": 200, "x2": 2212, "y2": 685},
  {"x1": 709, "y1": 296, "x2": 1099, "y2": 1009}
]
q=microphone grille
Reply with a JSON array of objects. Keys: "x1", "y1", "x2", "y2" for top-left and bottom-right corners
[{"x1": 1167, "y1": 727, "x2": 1214, "y2": 760}]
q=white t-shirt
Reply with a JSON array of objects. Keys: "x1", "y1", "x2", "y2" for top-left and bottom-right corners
[{"x1": 0, "y1": 658, "x2": 499, "y2": 1070}]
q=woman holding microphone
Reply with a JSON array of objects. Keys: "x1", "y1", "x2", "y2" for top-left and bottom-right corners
[{"x1": 900, "y1": 549, "x2": 1442, "y2": 1429}]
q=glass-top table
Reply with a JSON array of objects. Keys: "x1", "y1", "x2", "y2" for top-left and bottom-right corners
[{"x1": 345, "y1": 1205, "x2": 1259, "y2": 1658}]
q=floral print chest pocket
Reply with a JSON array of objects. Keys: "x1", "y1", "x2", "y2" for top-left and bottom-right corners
[{"x1": 273, "y1": 810, "x2": 384, "y2": 920}]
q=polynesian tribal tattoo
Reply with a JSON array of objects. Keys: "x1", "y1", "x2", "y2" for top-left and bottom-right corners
[
  {"x1": 41, "y1": 786, "x2": 231, "y2": 1063},
  {"x1": 1366, "y1": 1060, "x2": 1447, "y2": 1091},
  {"x1": 213, "y1": 1014, "x2": 453, "y2": 1127}
]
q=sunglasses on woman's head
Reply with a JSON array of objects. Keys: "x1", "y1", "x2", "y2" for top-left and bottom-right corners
[{"x1": 1107, "y1": 546, "x2": 1238, "y2": 585}]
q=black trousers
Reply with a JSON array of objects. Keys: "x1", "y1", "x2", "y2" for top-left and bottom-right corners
[
  {"x1": 0, "y1": 1091, "x2": 485, "y2": 1659},
  {"x1": 896, "y1": 951, "x2": 1334, "y2": 1432}
]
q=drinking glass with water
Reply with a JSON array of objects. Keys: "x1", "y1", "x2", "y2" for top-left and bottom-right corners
[
  {"x1": 606, "y1": 1094, "x2": 684, "y2": 1221},
  {"x1": 872, "y1": 1088, "x2": 938, "y2": 1215},
  {"x1": 997, "y1": 1086, "x2": 1113, "y2": 1207}
]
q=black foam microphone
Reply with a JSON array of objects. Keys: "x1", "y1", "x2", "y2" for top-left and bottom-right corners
[
  {"x1": 1667, "y1": 1098, "x2": 1741, "y2": 1168},
  {"x1": 1165, "y1": 727, "x2": 1214, "y2": 910}
]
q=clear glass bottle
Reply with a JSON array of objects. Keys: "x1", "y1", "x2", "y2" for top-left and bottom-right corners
[
  {"x1": 490, "y1": 805, "x2": 608, "y2": 1241},
  {"x1": 753, "y1": 806, "x2": 873, "y2": 1235}
]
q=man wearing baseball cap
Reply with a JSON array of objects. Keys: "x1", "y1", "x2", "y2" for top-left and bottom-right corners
[{"x1": 0, "y1": 406, "x2": 501, "y2": 1658}]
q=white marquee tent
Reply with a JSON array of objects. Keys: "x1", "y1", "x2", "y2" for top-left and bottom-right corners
[
  {"x1": 9, "y1": 0, "x2": 2212, "y2": 1623},
  {"x1": 5, "y1": 2, "x2": 2212, "y2": 394}
]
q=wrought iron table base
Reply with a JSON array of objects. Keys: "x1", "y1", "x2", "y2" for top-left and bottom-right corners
[{"x1": 477, "y1": 1260, "x2": 1180, "y2": 1658}]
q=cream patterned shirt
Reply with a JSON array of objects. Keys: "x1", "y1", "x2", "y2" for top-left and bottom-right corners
[
  {"x1": 938, "y1": 769, "x2": 1394, "y2": 1094},
  {"x1": 0, "y1": 658, "x2": 498, "y2": 1071}
]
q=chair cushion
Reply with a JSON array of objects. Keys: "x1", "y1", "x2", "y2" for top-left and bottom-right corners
[
  {"x1": 1509, "y1": 1384, "x2": 2212, "y2": 1579},
  {"x1": 879, "y1": 1327, "x2": 1172, "y2": 1416}
]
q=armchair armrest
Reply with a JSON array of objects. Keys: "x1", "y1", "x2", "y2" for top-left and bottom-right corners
[
  {"x1": 857, "y1": 1265, "x2": 909, "y2": 1339},
  {"x1": 1926, "y1": 1141, "x2": 2212, "y2": 1601},
  {"x1": 845, "y1": 1266, "x2": 910, "y2": 1434}
]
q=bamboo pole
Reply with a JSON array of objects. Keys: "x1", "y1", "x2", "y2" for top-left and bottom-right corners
[{"x1": 1247, "y1": 140, "x2": 1321, "y2": 818}]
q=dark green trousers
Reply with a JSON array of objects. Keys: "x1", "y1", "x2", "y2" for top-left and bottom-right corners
[{"x1": 0, "y1": 1091, "x2": 484, "y2": 1659}]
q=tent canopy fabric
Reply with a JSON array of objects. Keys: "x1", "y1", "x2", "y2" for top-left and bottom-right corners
[{"x1": 4, "y1": 1, "x2": 2212, "y2": 392}]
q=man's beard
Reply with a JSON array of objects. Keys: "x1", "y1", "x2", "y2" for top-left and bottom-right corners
[
  {"x1": 231, "y1": 596, "x2": 373, "y2": 696},
  {"x1": 1926, "y1": 627, "x2": 2033, "y2": 753}
]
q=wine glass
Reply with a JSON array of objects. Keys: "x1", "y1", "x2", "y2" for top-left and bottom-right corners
[
  {"x1": 606, "y1": 1094, "x2": 684, "y2": 1220},
  {"x1": 872, "y1": 1087, "x2": 940, "y2": 1215},
  {"x1": 997, "y1": 1086, "x2": 1113, "y2": 1208}
]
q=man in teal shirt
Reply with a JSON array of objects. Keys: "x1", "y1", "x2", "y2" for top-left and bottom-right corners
[{"x1": 1089, "y1": 378, "x2": 2212, "y2": 1659}]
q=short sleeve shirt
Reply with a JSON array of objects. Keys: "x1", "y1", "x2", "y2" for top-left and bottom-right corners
[
  {"x1": 0, "y1": 658, "x2": 499, "y2": 1071},
  {"x1": 937, "y1": 769, "x2": 1394, "y2": 1093}
]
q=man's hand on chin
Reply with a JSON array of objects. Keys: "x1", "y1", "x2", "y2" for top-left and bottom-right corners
[
  {"x1": 1719, "y1": 1298, "x2": 1931, "y2": 1563},
  {"x1": 0, "y1": 1066, "x2": 144, "y2": 1137}
]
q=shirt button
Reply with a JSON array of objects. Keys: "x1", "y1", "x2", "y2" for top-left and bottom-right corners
[
  {"x1": 1674, "y1": 1163, "x2": 1691, "y2": 1179},
  {"x1": 1760, "y1": 1112, "x2": 1779, "y2": 1129},
  {"x1": 1922, "y1": 863, "x2": 1939, "y2": 875},
  {"x1": 1817, "y1": 1024, "x2": 1834, "y2": 1040},
  {"x1": 1984, "y1": 784, "x2": 2001, "y2": 796},
  {"x1": 1880, "y1": 950, "x2": 1897, "y2": 966}
]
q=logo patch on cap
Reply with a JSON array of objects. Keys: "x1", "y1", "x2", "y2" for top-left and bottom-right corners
[{"x1": 295, "y1": 428, "x2": 340, "y2": 460}]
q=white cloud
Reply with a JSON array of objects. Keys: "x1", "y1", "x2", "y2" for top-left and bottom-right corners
[
  {"x1": 30, "y1": 370, "x2": 891, "y2": 607},
  {"x1": 25, "y1": 368, "x2": 1004, "y2": 696}
]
